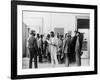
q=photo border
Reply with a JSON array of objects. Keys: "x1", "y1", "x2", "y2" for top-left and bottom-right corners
[{"x1": 11, "y1": 1, "x2": 98, "y2": 79}]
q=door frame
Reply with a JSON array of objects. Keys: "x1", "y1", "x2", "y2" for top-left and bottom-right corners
[{"x1": 75, "y1": 16, "x2": 90, "y2": 59}]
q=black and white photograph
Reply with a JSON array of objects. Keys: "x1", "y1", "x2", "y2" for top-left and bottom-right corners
[
  {"x1": 11, "y1": 1, "x2": 97, "y2": 79},
  {"x1": 22, "y1": 11, "x2": 90, "y2": 69}
]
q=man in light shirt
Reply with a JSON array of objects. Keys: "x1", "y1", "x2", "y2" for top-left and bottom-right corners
[{"x1": 49, "y1": 31, "x2": 58, "y2": 66}]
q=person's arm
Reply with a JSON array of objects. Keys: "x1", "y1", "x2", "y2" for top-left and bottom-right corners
[
  {"x1": 46, "y1": 39, "x2": 51, "y2": 44},
  {"x1": 46, "y1": 39, "x2": 55, "y2": 46},
  {"x1": 51, "y1": 43, "x2": 57, "y2": 46}
]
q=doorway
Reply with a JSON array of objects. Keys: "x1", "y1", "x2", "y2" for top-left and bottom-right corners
[{"x1": 76, "y1": 17, "x2": 90, "y2": 59}]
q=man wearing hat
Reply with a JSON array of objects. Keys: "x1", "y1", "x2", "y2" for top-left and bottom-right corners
[
  {"x1": 75, "y1": 32, "x2": 83, "y2": 66},
  {"x1": 69, "y1": 30, "x2": 78, "y2": 63},
  {"x1": 28, "y1": 30, "x2": 38, "y2": 68}
]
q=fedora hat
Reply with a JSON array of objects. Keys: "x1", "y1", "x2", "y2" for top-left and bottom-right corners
[{"x1": 30, "y1": 30, "x2": 35, "y2": 35}]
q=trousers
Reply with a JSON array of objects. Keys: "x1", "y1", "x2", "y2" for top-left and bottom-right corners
[
  {"x1": 29, "y1": 48, "x2": 38, "y2": 68},
  {"x1": 50, "y1": 46, "x2": 58, "y2": 65}
]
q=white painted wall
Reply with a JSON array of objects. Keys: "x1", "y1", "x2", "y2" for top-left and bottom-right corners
[
  {"x1": 23, "y1": 11, "x2": 51, "y2": 35},
  {"x1": 23, "y1": 11, "x2": 89, "y2": 36}
]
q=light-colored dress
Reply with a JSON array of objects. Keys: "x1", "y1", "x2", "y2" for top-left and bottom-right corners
[{"x1": 47, "y1": 37, "x2": 58, "y2": 65}]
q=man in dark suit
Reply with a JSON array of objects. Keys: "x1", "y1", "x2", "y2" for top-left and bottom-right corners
[
  {"x1": 70, "y1": 31, "x2": 77, "y2": 63},
  {"x1": 28, "y1": 30, "x2": 38, "y2": 68},
  {"x1": 75, "y1": 32, "x2": 83, "y2": 66}
]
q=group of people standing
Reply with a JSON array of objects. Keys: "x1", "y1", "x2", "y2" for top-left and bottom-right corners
[{"x1": 27, "y1": 30, "x2": 83, "y2": 68}]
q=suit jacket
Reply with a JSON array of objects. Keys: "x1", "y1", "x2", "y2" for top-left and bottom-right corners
[
  {"x1": 28, "y1": 35, "x2": 38, "y2": 52},
  {"x1": 79, "y1": 33, "x2": 84, "y2": 50},
  {"x1": 70, "y1": 36, "x2": 77, "y2": 53},
  {"x1": 63, "y1": 38, "x2": 71, "y2": 53}
]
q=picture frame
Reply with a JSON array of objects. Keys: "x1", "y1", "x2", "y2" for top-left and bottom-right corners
[{"x1": 11, "y1": 0, "x2": 98, "y2": 79}]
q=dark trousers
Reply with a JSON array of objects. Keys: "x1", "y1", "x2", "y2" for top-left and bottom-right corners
[
  {"x1": 47, "y1": 51, "x2": 51, "y2": 62},
  {"x1": 68, "y1": 51, "x2": 76, "y2": 63},
  {"x1": 76, "y1": 51, "x2": 81, "y2": 66},
  {"x1": 65, "y1": 53, "x2": 69, "y2": 66},
  {"x1": 38, "y1": 48, "x2": 42, "y2": 62},
  {"x1": 57, "y1": 54, "x2": 61, "y2": 63},
  {"x1": 29, "y1": 48, "x2": 38, "y2": 68}
]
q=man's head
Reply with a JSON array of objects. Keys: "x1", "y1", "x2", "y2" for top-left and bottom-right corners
[
  {"x1": 76, "y1": 32, "x2": 80, "y2": 36},
  {"x1": 74, "y1": 30, "x2": 78, "y2": 36},
  {"x1": 30, "y1": 30, "x2": 36, "y2": 36},
  {"x1": 50, "y1": 31, "x2": 54, "y2": 37},
  {"x1": 40, "y1": 35, "x2": 43, "y2": 39},
  {"x1": 68, "y1": 35, "x2": 71, "y2": 39},
  {"x1": 74, "y1": 30, "x2": 80, "y2": 36},
  {"x1": 37, "y1": 33, "x2": 40, "y2": 38},
  {"x1": 65, "y1": 33, "x2": 68, "y2": 38},
  {"x1": 57, "y1": 32, "x2": 60, "y2": 38},
  {"x1": 47, "y1": 34, "x2": 50, "y2": 39}
]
